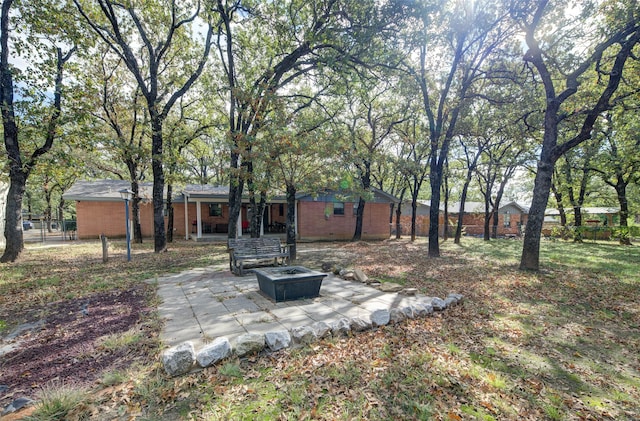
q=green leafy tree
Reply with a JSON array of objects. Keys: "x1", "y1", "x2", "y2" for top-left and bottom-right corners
[
  {"x1": 214, "y1": 0, "x2": 406, "y2": 239},
  {"x1": 74, "y1": 0, "x2": 214, "y2": 252},
  {"x1": 592, "y1": 111, "x2": 640, "y2": 245},
  {"x1": 405, "y1": 0, "x2": 516, "y2": 256},
  {"x1": 264, "y1": 95, "x2": 339, "y2": 258},
  {"x1": 77, "y1": 48, "x2": 151, "y2": 243},
  {"x1": 338, "y1": 74, "x2": 408, "y2": 241},
  {"x1": 1, "y1": 0, "x2": 77, "y2": 262},
  {"x1": 513, "y1": 0, "x2": 640, "y2": 270}
]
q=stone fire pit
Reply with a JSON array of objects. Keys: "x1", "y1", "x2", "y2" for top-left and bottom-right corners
[{"x1": 254, "y1": 266, "x2": 327, "y2": 302}]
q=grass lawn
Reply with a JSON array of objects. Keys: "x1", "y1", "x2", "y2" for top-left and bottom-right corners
[{"x1": 1, "y1": 237, "x2": 639, "y2": 420}]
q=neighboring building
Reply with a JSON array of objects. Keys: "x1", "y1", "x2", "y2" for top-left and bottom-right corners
[
  {"x1": 543, "y1": 207, "x2": 619, "y2": 239},
  {"x1": 400, "y1": 199, "x2": 529, "y2": 237},
  {"x1": 63, "y1": 180, "x2": 399, "y2": 241},
  {"x1": 399, "y1": 200, "x2": 433, "y2": 237},
  {"x1": 447, "y1": 201, "x2": 529, "y2": 237}
]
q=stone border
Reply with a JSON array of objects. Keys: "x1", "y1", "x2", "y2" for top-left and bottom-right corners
[{"x1": 162, "y1": 293, "x2": 464, "y2": 377}]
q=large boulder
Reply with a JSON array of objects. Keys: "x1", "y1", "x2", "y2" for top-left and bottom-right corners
[
  {"x1": 311, "y1": 321, "x2": 332, "y2": 339},
  {"x1": 354, "y1": 268, "x2": 369, "y2": 283},
  {"x1": 350, "y1": 317, "x2": 372, "y2": 332},
  {"x1": 162, "y1": 342, "x2": 196, "y2": 376},
  {"x1": 265, "y1": 331, "x2": 292, "y2": 351},
  {"x1": 430, "y1": 297, "x2": 447, "y2": 311},
  {"x1": 389, "y1": 308, "x2": 407, "y2": 324},
  {"x1": 235, "y1": 333, "x2": 265, "y2": 356},
  {"x1": 446, "y1": 293, "x2": 464, "y2": 306},
  {"x1": 196, "y1": 337, "x2": 232, "y2": 368},
  {"x1": 370, "y1": 309, "x2": 390, "y2": 327},
  {"x1": 330, "y1": 318, "x2": 352, "y2": 336},
  {"x1": 291, "y1": 325, "x2": 317, "y2": 345}
]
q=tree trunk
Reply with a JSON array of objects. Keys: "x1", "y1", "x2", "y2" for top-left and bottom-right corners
[
  {"x1": 57, "y1": 197, "x2": 65, "y2": 228},
  {"x1": 442, "y1": 164, "x2": 449, "y2": 241},
  {"x1": 428, "y1": 173, "x2": 441, "y2": 256},
  {"x1": 227, "y1": 149, "x2": 243, "y2": 239},
  {"x1": 129, "y1": 171, "x2": 143, "y2": 243},
  {"x1": 395, "y1": 202, "x2": 402, "y2": 240},
  {"x1": 615, "y1": 179, "x2": 631, "y2": 245},
  {"x1": 454, "y1": 173, "x2": 473, "y2": 244},
  {"x1": 353, "y1": 164, "x2": 371, "y2": 241},
  {"x1": 483, "y1": 203, "x2": 492, "y2": 242},
  {"x1": 166, "y1": 182, "x2": 174, "y2": 243},
  {"x1": 520, "y1": 159, "x2": 554, "y2": 270},
  {"x1": 131, "y1": 182, "x2": 143, "y2": 243},
  {"x1": 395, "y1": 187, "x2": 406, "y2": 240},
  {"x1": 285, "y1": 183, "x2": 297, "y2": 260},
  {"x1": 353, "y1": 198, "x2": 365, "y2": 241},
  {"x1": 1, "y1": 174, "x2": 26, "y2": 262},
  {"x1": 550, "y1": 179, "x2": 567, "y2": 226},
  {"x1": 491, "y1": 210, "x2": 499, "y2": 239},
  {"x1": 410, "y1": 196, "x2": 418, "y2": 242},
  {"x1": 257, "y1": 192, "x2": 267, "y2": 236},
  {"x1": 150, "y1": 116, "x2": 166, "y2": 252},
  {"x1": 573, "y1": 206, "x2": 583, "y2": 242},
  {"x1": 491, "y1": 174, "x2": 508, "y2": 239}
]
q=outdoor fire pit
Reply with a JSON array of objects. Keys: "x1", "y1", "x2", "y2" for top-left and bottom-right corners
[{"x1": 254, "y1": 266, "x2": 327, "y2": 302}]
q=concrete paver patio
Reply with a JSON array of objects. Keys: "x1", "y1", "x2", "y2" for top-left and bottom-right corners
[{"x1": 156, "y1": 264, "x2": 431, "y2": 351}]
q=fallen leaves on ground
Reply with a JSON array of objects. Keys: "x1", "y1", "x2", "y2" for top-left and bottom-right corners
[{"x1": 1, "y1": 238, "x2": 639, "y2": 420}]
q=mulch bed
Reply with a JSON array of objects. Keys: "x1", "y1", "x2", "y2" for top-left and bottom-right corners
[{"x1": 0, "y1": 285, "x2": 155, "y2": 410}]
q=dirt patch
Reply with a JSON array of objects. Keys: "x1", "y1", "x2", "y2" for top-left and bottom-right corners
[{"x1": 0, "y1": 285, "x2": 155, "y2": 410}]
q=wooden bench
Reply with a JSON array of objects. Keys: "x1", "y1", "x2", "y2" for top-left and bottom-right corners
[{"x1": 227, "y1": 238, "x2": 290, "y2": 275}]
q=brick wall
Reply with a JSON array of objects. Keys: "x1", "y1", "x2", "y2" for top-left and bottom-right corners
[
  {"x1": 77, "y1": 201, "x2": 129, "y2": 239},
  {"x1": 77, "y1": 200, "x2": 398, "y2": 241},
  {"x1": 77, "y1": 201, "x2": 166, "y2": 239},
  {"x1": 297, "y1": 201, "x2": 390, "y2": 240}
]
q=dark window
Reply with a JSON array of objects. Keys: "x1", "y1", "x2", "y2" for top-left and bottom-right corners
[
  {"x1": 334, "y1": 202, "x2": 345, "y2": 215},
  {"x1": 279, "y1": 204, "x2": 284, "y2": 217},
  {"x1": 209, "y1": 204, "x2": 222, "y2": 217}
]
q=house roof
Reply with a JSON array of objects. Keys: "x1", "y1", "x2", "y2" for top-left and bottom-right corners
[
  {"x1": 446, "y1": 201, "x2": 485, "y2": 213},
  {"x1": 403, "y1": 199, "x2": 529, "y2": 214},
  {"x1": 64, "y1": 180, "x2": 398, "y2": 204},
  {"x1": 63, "y1": 179, "x2": 156, "y2": 202},
  {"x1": 546, "y1": 207, "x2": 619, "y2": 216},
  {"x1": 63, "y1": 180, "x2": 253, "y2": 203},
  {"x1": 296, "y1": 187, "x2": 400, "y2": 203}
]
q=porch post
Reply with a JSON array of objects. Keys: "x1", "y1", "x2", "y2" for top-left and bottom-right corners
[
  {"x1": 184, "y1": 193, "x2": 189, "y2": 240},
  {"x1": 196, "y1": 200, "x2": 202, "y2": 238},
  {"x1": 237, "y1": 209, "x2": 242, "y2": 238}
]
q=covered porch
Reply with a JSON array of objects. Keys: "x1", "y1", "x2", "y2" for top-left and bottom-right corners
[{"x1": 178, "y1": 184, "x2": 297, "y2": 241}]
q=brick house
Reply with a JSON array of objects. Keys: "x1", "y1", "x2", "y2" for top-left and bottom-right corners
[
  {"x1": 400, "y1": 200, "x2": 529, "y2": 237},
  {"x1": 295, "y1": 189, "x2": 398, "y2": 241},
  {"x1": 63, "y1": 180, "x2": 398, "y2": 241}
]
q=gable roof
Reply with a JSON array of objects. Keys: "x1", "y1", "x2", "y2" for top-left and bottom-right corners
[
  {"x1": 296, "y1": 187, "x2": 399, "y2": 204},
  {"x1": 63, "y1": 179, "x2": 156, "y2": 202},
  {"x1": 545, "y1": 207, "x2": 619, "y2": 216}
]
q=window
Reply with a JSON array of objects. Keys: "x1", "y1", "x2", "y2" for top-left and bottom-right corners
[
  {"x1": 353, "y1": 201, "x2": 359, "y2": 216},
  {"x1": 334, "y1": 202, "x2": 345, "y2": 215},
  {"x1": 209, "y1": 203, "x2": 222, "y2": 217},
  {"x1": 503, "y1": 212, "x2": 511, "y2": 227},
  {"x1": 279, "y1": 204, "x2": 284, "y2": 217}
]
